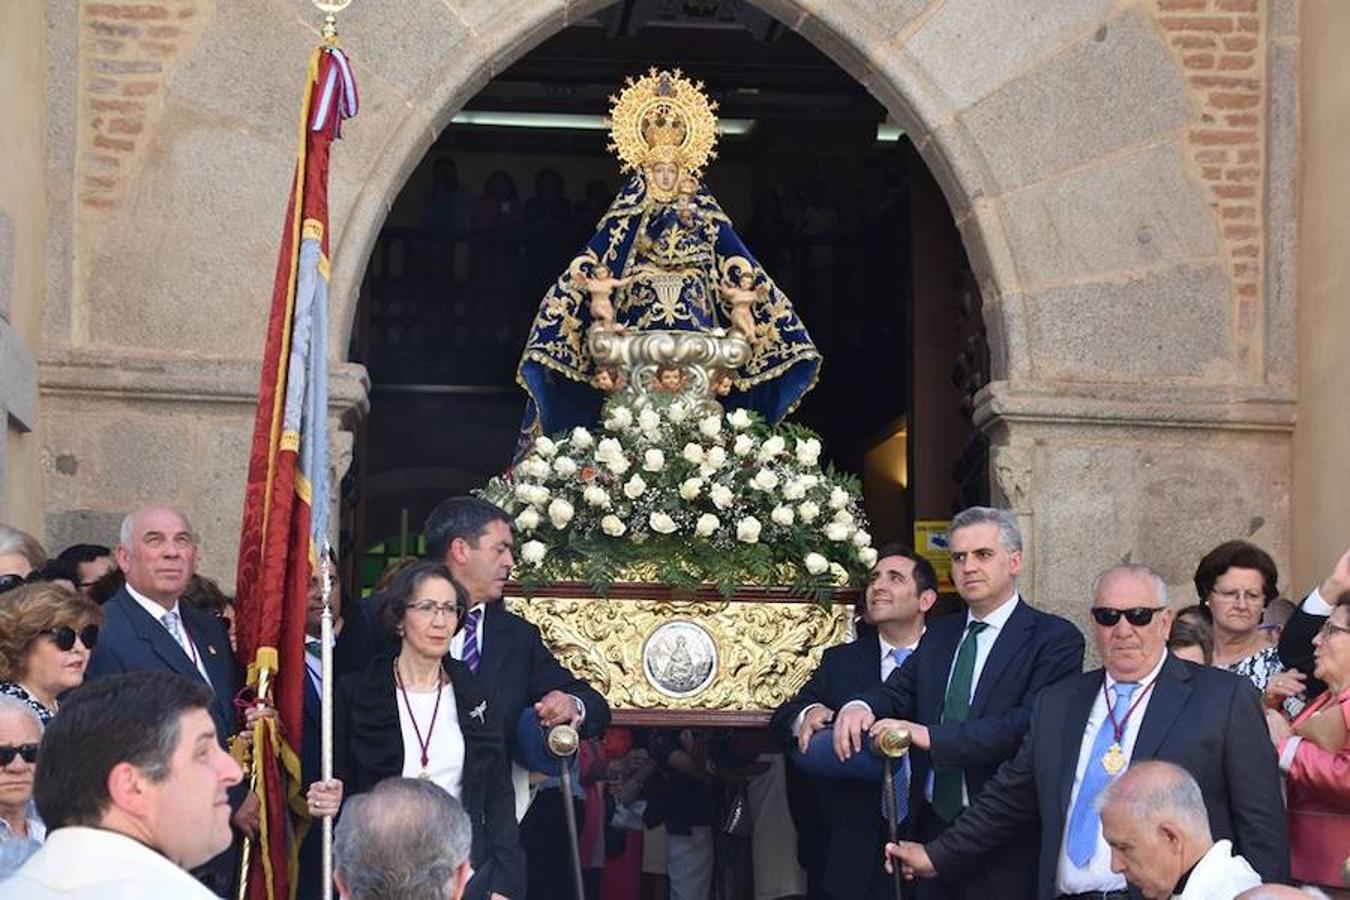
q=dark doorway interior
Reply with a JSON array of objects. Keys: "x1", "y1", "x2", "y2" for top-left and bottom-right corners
[{"x1": 343, "y1": 3, "x2": 988, "y2": 579}]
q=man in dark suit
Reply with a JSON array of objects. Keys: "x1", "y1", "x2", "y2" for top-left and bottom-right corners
[
  {"x1": 85, "y1": 504, "x2": 259, "y2": 897},
  {"x1": 833, "y1": 506, "x2": 1085, "y2": 900},
  {"x1": 426, "y1": 496, "x2": 611, "y2": 900},
  {"x1": 772, "y1": 544, "x2": 939, "y2": 899},
  {"x1": 887, "y1": 563, "x2": 1290, "y2": 899}
]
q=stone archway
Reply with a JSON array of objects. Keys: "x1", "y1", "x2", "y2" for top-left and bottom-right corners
[{"x1": 39, "y1": 0, "x2": 1298, "y2": 618}]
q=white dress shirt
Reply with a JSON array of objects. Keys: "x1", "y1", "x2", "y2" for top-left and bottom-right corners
[
  {"x1": 1055, "y1": 652, "x2": 1167, "y2": 895},
  {"x1": 449, "y1": 603, "x2": 486, "y2": 660},
  {"x1": 397, "y1": 683, "x2": 465, "y2": 801},
  {"x1": 125, "y1": 584, "x2": 212, "y2": 684}
]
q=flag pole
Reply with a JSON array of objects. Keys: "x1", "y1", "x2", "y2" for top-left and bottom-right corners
[{"x1": 319, "y1": 542, "x2": 336, "y2": 900}]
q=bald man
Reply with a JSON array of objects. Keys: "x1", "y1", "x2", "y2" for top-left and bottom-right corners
[{"x1": 1099, "y1": 761, "x2": 1260, "y2": 899}]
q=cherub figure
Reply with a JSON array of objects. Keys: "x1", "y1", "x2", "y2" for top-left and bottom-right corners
[
  {"x1": 711, "y1": 369, "x2": 734, "y2": 398},
  {"x1": 577, "y1": 264, "x2": 633, "y2": 331},
  {"x1": 720, "y1": 272, "x2": 765, "y2": 338},
  {"x1": 676, "y1": 174, "x2": 700, "y2": 225},
  {"x1": 653, "y1": 365, "x2": 686, "y2": 394},
  {"x1": 593, "y1": 366, "x2": 627, "y2": 394}
]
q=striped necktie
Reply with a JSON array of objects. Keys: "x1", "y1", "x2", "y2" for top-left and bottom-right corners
[{"x1": 461, "y1": 607, "x2": 482, "y2": 674}]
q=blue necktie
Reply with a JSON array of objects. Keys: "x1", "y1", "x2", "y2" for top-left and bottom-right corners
[
  {"x1": 461, "y1": 607, "x2": 481, "y2": 674},
  {"x1": 1065, "y1": 681, "x2": 1138, "y2": 866},
  {"x1": 882, "y1": 646, "x2": 913, "y2": 823}
]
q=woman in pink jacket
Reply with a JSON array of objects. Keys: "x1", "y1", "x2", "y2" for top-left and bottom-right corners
[{"x1": 1267, "y1": 590, "x2": 1350, "y2": 895}]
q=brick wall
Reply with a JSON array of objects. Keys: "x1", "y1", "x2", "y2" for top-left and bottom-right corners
[
  {"x1": 78, "y1": 1, "x2": 206, "y2": 214},
  {"x1": 1149, "y1": 0, "x2": 1264, "y2": 371}
]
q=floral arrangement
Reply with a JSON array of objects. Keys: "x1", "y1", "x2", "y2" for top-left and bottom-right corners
[{"x1": 482, "y1": 398, "x2": 875, "y2": 602}]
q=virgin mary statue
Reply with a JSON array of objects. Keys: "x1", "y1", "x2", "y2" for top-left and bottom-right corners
[{"x1": 515, "y1": 69, "x2": 821, "y2": 440}]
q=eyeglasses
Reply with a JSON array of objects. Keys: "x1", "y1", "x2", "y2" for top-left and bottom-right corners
[
  {"x1": 1317, "y1": 620, "x2": 1350, "y2": 640},
  {"x1": 0, "y1": 744, "x2": 38, "y2": 766},
  {"x1": 1210, "y1": 588, "x2": 1265, "y2": 605},
  {"x1": 1090, "y1": 607, "x2": 1167, "y2": 628},
  {"x1": 41, "y1": 624, "x2": 100, "y2": 652},
  {"x1": 408, "y1": 602, "x2": 459, "y2": 620}
]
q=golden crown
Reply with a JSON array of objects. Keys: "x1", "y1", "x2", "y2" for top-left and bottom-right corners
[{"x1": 606, "y1": 68, "x2": 719, "y2": 175}]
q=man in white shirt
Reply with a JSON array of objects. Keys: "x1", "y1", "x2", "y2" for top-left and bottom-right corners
[
  {"x1": 833, "y1": 507, "x2": 1085, "y2": 900},
  {"x1": 886, "y1": 563, "x2": 1289, "y2": 899},
  {"x1": 1097, "y1": 760, "x2": 1260, "y2": 900},
  {"x1": 0, "y1": 670, "x2": 243, "y2": 899}
]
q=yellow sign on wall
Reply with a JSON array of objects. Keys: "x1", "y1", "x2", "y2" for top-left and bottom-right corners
[{"x1": 914, "y1": 519, "x2": 954, "y2": 592}]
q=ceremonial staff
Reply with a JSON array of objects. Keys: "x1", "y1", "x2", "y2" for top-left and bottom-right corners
[
  {"x1": 876, "y1": 727, "x2": 912, "y2": 900},
  {"x1": 548, "y1": 725, "x2": 588, "y2": 900}
]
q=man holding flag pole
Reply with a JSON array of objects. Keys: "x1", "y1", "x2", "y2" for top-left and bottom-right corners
[{"x1": 232, "y1": 3, "x2": 356, "y2": 898}]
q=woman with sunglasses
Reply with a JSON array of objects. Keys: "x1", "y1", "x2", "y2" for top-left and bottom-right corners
[
  {"x1": 1193, "y1": 540, "x2": 1305, "y2": 716},
  {"x1": 0, "y1": 582, "x2": 103, "y2": 725},
  {"x1": 1265, "y1": 591, "x2": 1350, "y2": 895},
  {"x1": 329, "y1": 560, "x2": 524, "y2": 900}
]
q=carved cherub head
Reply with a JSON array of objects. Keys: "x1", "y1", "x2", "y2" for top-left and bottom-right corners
[
  {"x1": 594, "y1": 366, "x2": 626, "y2": 393},
  {"x1": 655, "y1": 365, "x2": 686, "y2": 393},
  {"x1": 712, "y1": 370, "x2": 734, "y2": 397}
]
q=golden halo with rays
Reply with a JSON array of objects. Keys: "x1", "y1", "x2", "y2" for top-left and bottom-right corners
[{"x1": 606, "y1": 68, "x2": 720, "y2": 176}]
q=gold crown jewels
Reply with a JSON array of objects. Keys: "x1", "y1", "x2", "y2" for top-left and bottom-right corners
[{"x1": 606, "y1": 68, "x2": 720, "y2": 176}]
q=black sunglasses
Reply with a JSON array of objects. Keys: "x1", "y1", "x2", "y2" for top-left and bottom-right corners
[
  {"x1": 0, "y1": 573, "x2": 35, "y2": 595},
  {"x1": 1091, "y1": 607, "x2": 1166, "y2": 628},
  {"x1": 41, "y1": 624, "x2": 99, "y2": 651},
  {"x1": 0, "y1": 744, "x2": 38, "y2": 766}
]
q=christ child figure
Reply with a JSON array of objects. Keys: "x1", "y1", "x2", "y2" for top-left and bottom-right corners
[
  {"x1": 720, "y1": 273, "x2": 764, "y2": 338},
  {"x1": 578, "y1": 264, "x2": 633, "y2": 331}
]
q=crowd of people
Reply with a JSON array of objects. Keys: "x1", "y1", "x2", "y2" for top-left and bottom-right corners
[{"x1": 0, "y1": 501, "x2": 1345, "y2": 900}]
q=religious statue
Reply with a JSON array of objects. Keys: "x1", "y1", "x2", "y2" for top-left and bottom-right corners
[{"x1": 515, "y1": 68, "x2": 821, "y2": 441}]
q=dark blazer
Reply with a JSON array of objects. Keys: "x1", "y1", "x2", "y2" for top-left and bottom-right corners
[
  {"x1": 772, "y1": 630, "x2": 894, "y2": 900},
  {"x1": 334, "y1": 655, "x2": 525, "y2": 900},
  {"x1": 86, "y1": 586, "x2": 240, "y2": 747},
  {"x1": 1279, "y1": 594, "x2": 1330, "y2": 697},
  {"x1": 476, "y1": 601, "x2": 611, "y2": 759},
  {"x1": 926, "y1": 656, "x2": 1291, "y2": 900},
  {"x1": 855, "y1": 599, "x2": 1085, "y2": 899}
]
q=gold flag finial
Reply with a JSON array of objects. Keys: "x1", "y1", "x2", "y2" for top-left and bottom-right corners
[{"x1": 313, "y1": 0, "x2": 353, "y2": 45}]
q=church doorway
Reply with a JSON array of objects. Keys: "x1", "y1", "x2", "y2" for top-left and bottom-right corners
[{"x1": 342, "y1": 3, "x2": 986, "y2": 587}]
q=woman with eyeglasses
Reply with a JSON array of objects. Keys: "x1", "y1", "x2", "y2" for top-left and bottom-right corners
[
  {"x1": 1264, "y1": 591, "x2": 1350, "y2": 895},
  {"x1": 0, "y1": 582, "x2": 103, "y2": 724},
  {"x1": 325, "y1": 560, "x2": 524, "y2": 900},
  {"x1": 1193, "y1": 540, "x2": 1305, "y2": 717}
]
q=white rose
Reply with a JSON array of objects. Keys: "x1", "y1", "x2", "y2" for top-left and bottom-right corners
[
  {"x1": 782, "y1": 479, "x2": 807, "y2": 501},
  {"x1": 798, "y1": 500, "x2": 820, "y2": 522},
  {"x1": 709, "y1": 483, "x2": 735, "y2": 510},
  {"x1": 649, "y1": 511, "x2": 678, "y2": 534},
  {"x1": 525, "y1": 485, "x2": 551, "y2": 507},
  {"x1": 553, "y1": 456, "x2": 578, "y2": 477},
  {"x1": 829, "y1": 486, "x2": 850, "y2": 509},
  {"x1": 795, "y1": 438, "x2": 822, "y2": 467},
  {"x1": 570, "y1": 427, "x2": 594, "y2": 449},
  {"x1": 751, "y1": 469, "x2": 780, "y2": 492},
  {"x1": 681, "y1": 443, "x2": 705, "y2": 465},
  {"x1": 824, "y1": 521, "x2": 853, "y2": 542},
  {"x1": 668, "y1": 402, "x2": 690, "y2": 424},
  {"x1": 833, "y1": 508, "x2": 854, "y2": 525},
  {"x1": 804, "y1": 552, "x2": 829, "y2": 575},
  {"x1": 727, "y1": 408, "x2": 752, "y2": 430},
  {"x1": 643, "y1": 448, "x2": 666, "y2": 473},
  {"x1": 758, "y1": 435, "x2": 786, "y2": 461},
  {"x1": 515, "y1": 507, "x2": 541, "y2": 532},
  {"x1": 521, "y1": 457, "x2": 550, "y2": 480},
  {"x1": 623, "y1": 474, "x2": 647, "y2": 499},
  {"x1": 799, "y1": 474, "x2": 820, "y2": 490},
  {"x1": 547, "y1": 498, "x2": 574, "y2": 529},
  {"x1": 639, "y1": 407, "x2": 662, "y2": 432},
  {"x1": 679, "y1": 477, "x2": 703, "y2": 501},
  {"x1": 858, "y1": 546, "x2": 878, "y2": 568},
  {"x1": 771, "y1": 505, "x2": 795, "y2": 527},
  {"x1": 733, "y1": 434, "x2": 755, "y2": 457},
  {"x1": 520, "y1": 540, "x2": 547, "y2": 566},
  {"x1": 705, "y1": 446, "x2": 728, "y2": 469},
  {"x1": 533, "y1": 436, "x2": 557, "y2": 458},
  {"x1": 699, "y1": 415, "x2": 722, "y2": 439},
  {"x1": 514, "y1": 483, "x2": 535, "y2": 503},
  {"x1": 582, "y1": 485, "x2": 611, "y2": 508},
  {"x1": 852, "y1": 529, "x2": 872, "y2": 548},
  {"x1": 736, "y1": 516, "x2": 762, "y2": 544},
  {"x1": 608, "y1": 455, "x2": 630, "y2": 476},
  {"x1": 695, "y1": 513, "x2": 720, "y2": 537},
  {"x1": 595, "y1": 437, "x2": 623, "y2": 463},
  {"x1": 601, "y1": 515, "x2": 626, "y2": 537},
  {"x1": 611, "y1": 406, "x2": 634, "y2": 429}
]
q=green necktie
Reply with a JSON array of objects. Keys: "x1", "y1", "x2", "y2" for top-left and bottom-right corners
[{"x1": 931, "y1": 620, "x2": 989, "y2": 822}]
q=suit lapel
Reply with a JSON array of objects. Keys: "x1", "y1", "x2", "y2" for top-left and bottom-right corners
[
  {"x1": 970, "y1": 601, "x2": 1035, "y2": 715},
  {"x1": 1056, "y1": 671, "x2": 1103, "y2": 820},
  {"x1": 924, "y1": 615, "x2": 964, "y2": 714},
  {"x1": 181, "y1": 605, "x2": 231, "y2": 693},
  {"x1": 118, "y1": 593, "x2": 203, "y2": 682},
  {"x1": 852, "y1": 630, "x2": 882, "y2": 690},
  {"x1": 475, "y1": 602, "x2": 508, "y2": 690},
  {"x1": 1131, "y1": 655, "x2": 1192, "y2": 761}
]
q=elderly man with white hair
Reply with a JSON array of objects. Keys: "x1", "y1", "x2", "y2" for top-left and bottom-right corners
[
  {"x1": 1099, "y1": 760, "x2": 1260, "y2": 899},
  {"x1": 0, "y1": 696, "x2": 44, "y2": 877}
]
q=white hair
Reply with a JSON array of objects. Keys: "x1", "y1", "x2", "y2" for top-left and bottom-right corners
[
  {"x1": 118, "y1": 505, "x2": 198, "y2": 551},
  {"x1": 1098, "y1": 760, "x2": 1211, "y2": 841},
  {"x1": 0, "y1": 695, "x2": 44, "y2": 734},
  {"x1": 1090, "y1": 563, "x2": 1169, "y2": 608}
]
